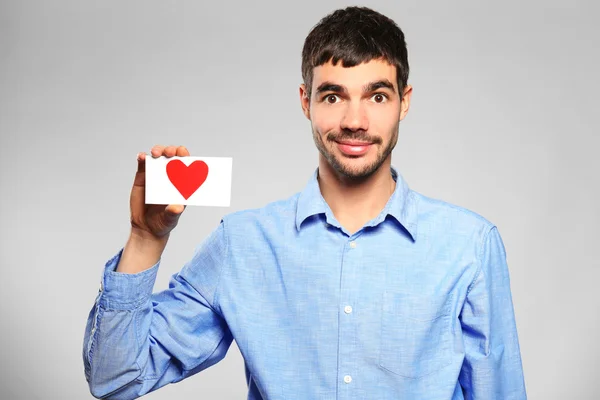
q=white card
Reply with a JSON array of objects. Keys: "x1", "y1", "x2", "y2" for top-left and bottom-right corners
[{"x1": 145, "y1": 156, "x2": 232, "y2": 207}]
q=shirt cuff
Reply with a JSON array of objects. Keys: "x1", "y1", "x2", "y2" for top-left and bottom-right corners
[{"x1": 98, "y1": 247, "x2": 160, "y2": 310}]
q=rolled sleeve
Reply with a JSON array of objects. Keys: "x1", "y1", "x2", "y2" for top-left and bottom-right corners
[
  {"x1": 84, "y1": 220, "x2": 232, "y2": 399},
  {"x1": 98, "y1": 248, "x2": 160, "y2": 310}
]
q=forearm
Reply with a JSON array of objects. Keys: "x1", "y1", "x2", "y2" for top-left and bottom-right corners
[
  {"x1": 117, "y1": 228, "x2": 169, "y2": 274},
  {"x1": 84, "y1": 297, "x2": 152, "y2": 399},
  {"x1": 84, "y1": 250, "x2": 163, "y2": 399},
  {"x1": 84, "y1": 274, "x2": 232, "y2": 399},
  {"x1": 83, "y1": 225, "x2": 233, "y2": 399}
]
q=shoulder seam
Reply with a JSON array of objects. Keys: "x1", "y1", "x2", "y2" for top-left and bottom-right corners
[
  {"x1": 413, "y1": 191, "x2": 493, "y2": 226},
  {"x1": 212, "y1": 217, "x2": 228, "y2": 312}
]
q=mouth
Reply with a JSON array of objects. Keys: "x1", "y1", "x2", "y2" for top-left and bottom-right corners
[{"x1": 334, "y1": 140, "x2": 374, "y2": 156}]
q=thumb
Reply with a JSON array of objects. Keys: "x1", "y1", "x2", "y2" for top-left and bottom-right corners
[
  {"x1": 133, "y1": 152, "x2": 146, "y2": 187},
  {"x1": 162, "y1": 204, "x2": 185, "y2": 228},
  {"x1": 165, "y1": 204, "x2": 185, "y2": 216}
]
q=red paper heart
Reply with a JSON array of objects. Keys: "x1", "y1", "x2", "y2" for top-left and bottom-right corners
[{"x1": 166, "y1": 159, "x2": 209, "y2": 200}]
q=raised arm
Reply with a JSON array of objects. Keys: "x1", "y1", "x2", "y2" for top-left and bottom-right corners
[
  {"x1": 83, "y1": 221, "x2": 233, "y2": 399},
  {"x1": 83, "y1": 145, "x2": 233, "y2": 399}
]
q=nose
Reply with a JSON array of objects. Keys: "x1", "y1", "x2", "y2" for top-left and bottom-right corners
[{"x1": 340, "y1": 101, "x2": 369, "y2": 132}]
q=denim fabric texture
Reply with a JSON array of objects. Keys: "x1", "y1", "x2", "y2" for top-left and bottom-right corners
[{"x1": 83, "y1": 166, "x2": 527, "y2": 399}]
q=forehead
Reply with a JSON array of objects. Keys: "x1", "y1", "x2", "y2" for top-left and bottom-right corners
[{"x1": 311, "y1": 58, "x2": 397, "y2": 89}]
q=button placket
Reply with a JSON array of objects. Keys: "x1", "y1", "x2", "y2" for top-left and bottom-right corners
[{"x1": 340, "y1": 236, "x2": 360, "y2": 392}]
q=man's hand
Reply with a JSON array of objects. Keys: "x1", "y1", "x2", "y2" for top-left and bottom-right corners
[
  {"x1": 130, "y1": 145, "x2": 190, "y2": 240},
  {"x1": 116, "y1": 145, "x2": 190, "y2": 274}
]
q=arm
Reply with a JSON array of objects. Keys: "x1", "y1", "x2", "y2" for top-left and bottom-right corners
[
  {"x1": 458, "y1": 226, "x2": 527, "y2": 399},
  {"x1": 83, "y1": 221, "x2": 233, "y2": 399}
]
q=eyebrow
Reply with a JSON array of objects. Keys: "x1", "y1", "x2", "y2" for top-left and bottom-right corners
[{"x1": 315, "y1": 79, "x2": 397, "y2": 95}]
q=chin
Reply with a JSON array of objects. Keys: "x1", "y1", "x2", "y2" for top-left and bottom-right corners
[{"x1": 333, "y1": 159, "x2": 381, "y2": 179}]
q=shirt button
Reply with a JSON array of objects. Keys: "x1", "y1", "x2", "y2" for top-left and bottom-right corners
[
  {"x1": 344, "y1": 305, "x2": 353, "y2": 314},
  {"x1": 344, "y1": 375, "x2": 352, "y2": 383},
  {"x1": 349, "y1": 241, "x2": 357, "y2": 248}
]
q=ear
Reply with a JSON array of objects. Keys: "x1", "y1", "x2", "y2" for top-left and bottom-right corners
[
  {"x1": 399, "y1": 84, "x2": 413, "y2": 121},
  {"x1": 299, "y1": 83, "x2": 311, "y2": 120}
]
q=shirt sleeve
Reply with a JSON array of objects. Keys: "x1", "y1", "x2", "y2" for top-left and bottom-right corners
[
  {"x1": 83, "y1": 220, "x2": 234, "y2": 400},
  {"x1": 458, "y1": 226, "x2": 527, "y2": 399}
]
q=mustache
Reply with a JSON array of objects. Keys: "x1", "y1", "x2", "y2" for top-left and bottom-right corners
[{"x1": 326, "y1": 130, "x2": 383, "y2": 145}]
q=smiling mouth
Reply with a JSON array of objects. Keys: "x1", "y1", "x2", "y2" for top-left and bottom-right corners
[
  {"x1": 336, "y1": 140, "x2": 373, "y2": 146},
  {"x1": 335, "y1": 140, "x2": 373, "y2": 156}
]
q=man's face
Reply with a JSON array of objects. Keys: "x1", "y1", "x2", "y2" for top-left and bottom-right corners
[{"x1": 300, "y1": 57, "x2": 411, "y2": 180}]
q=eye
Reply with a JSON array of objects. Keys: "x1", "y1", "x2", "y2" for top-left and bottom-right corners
[
  {"x1": 371, "y1": 93, "x2": 388, "y2": 103},
  {"x1": 324, "y1": 94, "x2": 341, "y2": 104}
]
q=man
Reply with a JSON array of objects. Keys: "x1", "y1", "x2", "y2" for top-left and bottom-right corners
[{"x1": 83, "y1": 6, "x2": 527, "y2": 399}]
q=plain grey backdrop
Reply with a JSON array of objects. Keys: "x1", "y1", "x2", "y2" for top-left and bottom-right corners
[{"x1": 1, "y1": 0, "x2": 598, "y2": 398}]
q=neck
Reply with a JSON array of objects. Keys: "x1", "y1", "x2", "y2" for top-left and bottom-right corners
[{"x1": 317, "y1": 156, "x2": 396, "y2": 234}]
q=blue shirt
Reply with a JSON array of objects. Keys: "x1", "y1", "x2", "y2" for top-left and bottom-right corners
[{"x1": 83, "y1": 166, "x2": 527, "y2": 399}]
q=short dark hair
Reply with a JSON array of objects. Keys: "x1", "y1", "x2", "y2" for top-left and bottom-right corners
[{"x1": 301, "y1": 6, "x2": 409, "y2": 100}]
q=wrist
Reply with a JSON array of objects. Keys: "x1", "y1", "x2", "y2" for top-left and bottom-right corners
[
  {"x1": 129, "y1": 227, "x2": 169, "y2": 247},
  {"x1": 116, "y1": 228, "x2": 169, "y2": 274}
]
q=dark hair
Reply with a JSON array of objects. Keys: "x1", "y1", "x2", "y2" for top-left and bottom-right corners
[{"x1": 301, "y1": 6, "x2": 409, "y2": 100}]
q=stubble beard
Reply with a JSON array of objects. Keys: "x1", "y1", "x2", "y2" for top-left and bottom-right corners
[{"x1": 312, "y1": 123, "x2": 399, "y2": 181}]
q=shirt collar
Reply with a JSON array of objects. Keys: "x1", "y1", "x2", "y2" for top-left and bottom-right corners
[{"x1": 295, "y1": 166, "x2": 418, "y2": 241}]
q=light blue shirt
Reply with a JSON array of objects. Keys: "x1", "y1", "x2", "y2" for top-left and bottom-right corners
[{"x1": 83, "y1": 167, "x2": 527, "y2": 399}]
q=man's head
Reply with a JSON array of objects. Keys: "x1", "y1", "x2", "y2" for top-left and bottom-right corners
[{"x1": 300, "y1": 6, "x2": 412, "y2": 181}]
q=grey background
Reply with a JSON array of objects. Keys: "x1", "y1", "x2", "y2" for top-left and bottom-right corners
[{"x1": 1, "y1": 0, "x2": 598, "y2": 399}]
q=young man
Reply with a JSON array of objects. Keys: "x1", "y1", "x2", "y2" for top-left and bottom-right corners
[{"x1": 83, "y1": 6, "x2": 527, "y2": 399}]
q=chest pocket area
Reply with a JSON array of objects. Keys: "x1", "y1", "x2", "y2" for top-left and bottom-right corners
[{"x1": 379, "y1": 291, "x2": 453, "y2": 379}]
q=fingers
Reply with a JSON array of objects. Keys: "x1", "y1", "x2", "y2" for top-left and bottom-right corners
[
  {"x1": 150, "y1": 145, "x2": 165, "y2": 157},
  {"x1": 138, "y1": 144, "x2": 189, "y2": 191},
  {"x1": 176, "y1": 146, "x2": 189, "y2": 157},
  {"x1": 150, "y1": 145, "x2": 190, "y2": 158}
]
